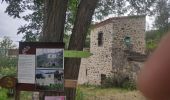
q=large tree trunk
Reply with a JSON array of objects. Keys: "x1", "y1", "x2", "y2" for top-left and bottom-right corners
[
  {"x1": 39, "y1": 0, "x2": 68, "y2": 100},
  {"x1": 41, "y1": 0, "x2": 68, "y2": 42},
  {"x1": 64, "y1": 0, "x2": 99, "y2": 100}
]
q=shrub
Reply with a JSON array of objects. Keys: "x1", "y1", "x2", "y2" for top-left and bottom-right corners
[
  {"x1": 0, "y1": 67, "x2": 16, "y2": 77},
  {"x1": 101, "y1": 72, "x2": 136, "y2": 90},
  {"x1": 122, "y1": 80, "x2": 136, "y2": 90},
  {"x1": 0, "y1": 57, "x2": 17, "y2": 68}
]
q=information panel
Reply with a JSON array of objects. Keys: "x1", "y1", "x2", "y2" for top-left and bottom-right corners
[
  {"x1": 18, "y1": 55, "x2": 35, "y2": 83},
  {"x1": 18, "y1": 42, "x2": 64, "y2": 91}
]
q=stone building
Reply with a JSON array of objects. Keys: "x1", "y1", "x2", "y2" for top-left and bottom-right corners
[{"x1": 78, "y1": 15, "x2": 146, "y2": 85}]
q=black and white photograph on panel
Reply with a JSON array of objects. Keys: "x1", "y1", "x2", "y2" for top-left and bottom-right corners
[{"x1": 36, "y1": 48, "x2": 64, "y2": 69}]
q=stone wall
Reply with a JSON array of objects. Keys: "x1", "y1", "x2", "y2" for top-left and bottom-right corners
[
  {"x1": 78, "y1": 23, "x2": 113, "y2": 85},
  {"x1": 112, "y1": 16, "x2": 146, "y2": 54},
  {"x1": 111, "y1": 16, "x2": 146, "y2": 82},
  {"x1": 78, "y1": 15, "x2": 146, "y2": 85}
]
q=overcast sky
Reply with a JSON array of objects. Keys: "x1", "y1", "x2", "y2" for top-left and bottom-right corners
[
  {"x1": 0, "y1": 2, "x2": 27, "y2": 47},
  {"x1": 0, "y1": 2, "x2": 155, "y2": 47}
]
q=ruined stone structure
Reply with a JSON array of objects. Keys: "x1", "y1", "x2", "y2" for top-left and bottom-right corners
[{"x1": 78, "y1": 15, "x2": 146, "y2": 85}]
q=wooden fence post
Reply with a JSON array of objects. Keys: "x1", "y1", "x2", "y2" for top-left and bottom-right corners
[{"x1": 15, "y1": 90, "x2": 20, "y2": 100}]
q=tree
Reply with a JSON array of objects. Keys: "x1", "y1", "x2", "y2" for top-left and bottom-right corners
[
  {"x1": 154, "y1": 0, "x2": 170, "y2": 37},
  {"x1": 0, "y1": 36, "x2": 17, "y2": 69},
  {"x1": 2, "y1": 0, "x2": 158, "y2": 100},
  {"x1": 126, "y1": 0, "x2": 157, "y2": 15},
  {"x1": 41, "y1": 0, "x2": 68, "y2": 42},
  {"x1": 39, "y1": 0, "x2": 99, "y2": 99},
  {"x1": 2, "y1": 0, "x2": 120, "y2": 41},
  {"x1": 2, "y1": 0, "x2": 158, "y2": 42},
  {"x1": 145, "y1": 0, "x2": 170, "y2": 54},
  {"x1": 2, "y1": 0, "x2": 44, "y2": 41},
  {"x1": 64, "y1": 0, "x2": 99, "y2": 99},
  {"x1": 0, "y1": 36, "x2": 16, "y2": 56}
]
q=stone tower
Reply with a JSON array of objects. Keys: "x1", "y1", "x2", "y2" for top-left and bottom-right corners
[{"x1": 78, "y1": 15, "x2": 146, "y2": 85}]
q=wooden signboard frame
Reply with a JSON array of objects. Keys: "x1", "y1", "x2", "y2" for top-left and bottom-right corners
[
  {"x1": 15, "y1": 79, "x2": 77, "y2": 100},
  {"x1": 16, "y1": 42, "x2": 66, "y2": 100}
]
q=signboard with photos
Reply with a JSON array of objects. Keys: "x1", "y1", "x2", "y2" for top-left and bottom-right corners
[{"x1": 18, "y1": 42, "x2": 64, "y2": 91}]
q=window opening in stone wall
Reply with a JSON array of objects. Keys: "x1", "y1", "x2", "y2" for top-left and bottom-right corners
[{"x1": 98, "y1": 32, "x2": 103, "y2": 46}]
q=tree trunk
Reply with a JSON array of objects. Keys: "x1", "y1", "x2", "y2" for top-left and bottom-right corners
[
  {"x1": 40, "y1": 0, "x2": 99, "y2": 99},
  {"x1": 64, "y1": 0, "x2": 99, "y2": 99},
  {"x1": 42, "y1": 0, "x2": 68, "y2": 42},
  {"x1": 39, "y1": 0, "x2": 68, "y2": 100}
]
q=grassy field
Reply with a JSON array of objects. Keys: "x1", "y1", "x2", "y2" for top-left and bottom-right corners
[
  {"x1": 0, "y1": 88, "x2": 32, "y2": 100},
  {"x1": 0, "y1": 85, "x2": 145, "y2": 100},
  {"x1": 77, "y1": 85, "x2": 145, "y2": 100}
]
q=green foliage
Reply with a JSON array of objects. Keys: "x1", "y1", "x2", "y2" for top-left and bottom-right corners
[
  {"x1": 0, "y1": 57, "x2": 18, "y2": 67},
  {"x1": 0, "y1": 36, "x2": 16, "y2": 49},
  {"x1": 0, "y1": 88, "x2": 32, "y2": 100},
  {"x1": 0, "y1": 88, "x2": 8, "y2": 100},
  {"x1": 121, "y1": 80, "x2": 136, "y2": 90},
  {"x1": 20, "y1": 91, "x2": 32, "y2": 100},
  {"x1": 0, "y1": 57, "x2": 17, "y2": 77},
  {"x1": 49, "y1": 84, "x2": 64, "y2": 90},
  {"x1": 2, "y1": 0, "x2": 157, "y2": 42},
  {"x1": 126, "y1": 0, "x2": 157, "y2": 15},
  {"x1": 2, "y1": 0, "x2": 43, "y2": 42},
  {"x1": 0, "y1": 66, "x2": 17, "y2": 77},
  {"x1": 154, "y1": 0, "x2": 170, "y2": 32},
  {"x1": 150, "y1": 0, "x2": 170, "y2": 44},
  {"x1": 145, "y1": 29, "x2": 170, "y2": 53},
  {"x1": 0, "y1": 36, "x2": 16, "y2": 56},
  {"x1": 146, "y1": 30, "x2": 158, "y2": 40},
  {"x1": 80, "y1": 85, "x2": 149, "y2": 99},
  {"x1": 146, "y1": 39, "x2": 157, "y2": 50},
  {"x1": 0, "y1": 36, "x2": 16, "y2": 57},
  {"x1": 101, "y1": 72, "x2": 136, "y2": 90},
  {"x1": 65, "y1": 0, "x2": 79, "y2": 32},
  {"x1": 76, "y1": 87, "x2": 85, "y2": 100}
]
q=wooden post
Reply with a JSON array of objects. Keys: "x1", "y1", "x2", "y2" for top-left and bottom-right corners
[{"x1": 15, "y1": 90, "x2": 20, "y2": 100}]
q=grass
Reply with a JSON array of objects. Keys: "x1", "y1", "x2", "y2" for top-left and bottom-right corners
[
  {"x1": 0, "y1": 66, "x2": 32, "y2": 100},
  {"x1": 0, "y1": 88, "x2": 32, "y2": 100},
  {"x1": 78, "y1": 85, "x2": 128, "y2": 97},
  {"x1": 77, "y1": 85, "x2": 145, "y2": 100},
  {"x1": 0, "y1": 84, "x2": 145, "y2": 100},
  {"x1": 20, "y1": 91, "x2": 32, "y2": 100},
  {"x1": 0, "y1": 88, "x2": 8, "y2": 100}
]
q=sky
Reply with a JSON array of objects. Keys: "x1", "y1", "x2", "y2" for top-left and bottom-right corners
[
  {"x1": 0, "y1": 2, "x2": 155, "y2": 47},
  {"x1": 0, "y1": 2, "x2": 27, "y2": 47}
]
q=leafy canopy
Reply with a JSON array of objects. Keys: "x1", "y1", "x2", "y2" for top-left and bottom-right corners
[{"x1": 2, "y1": 0, "x2": 157, "y2": 41}]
